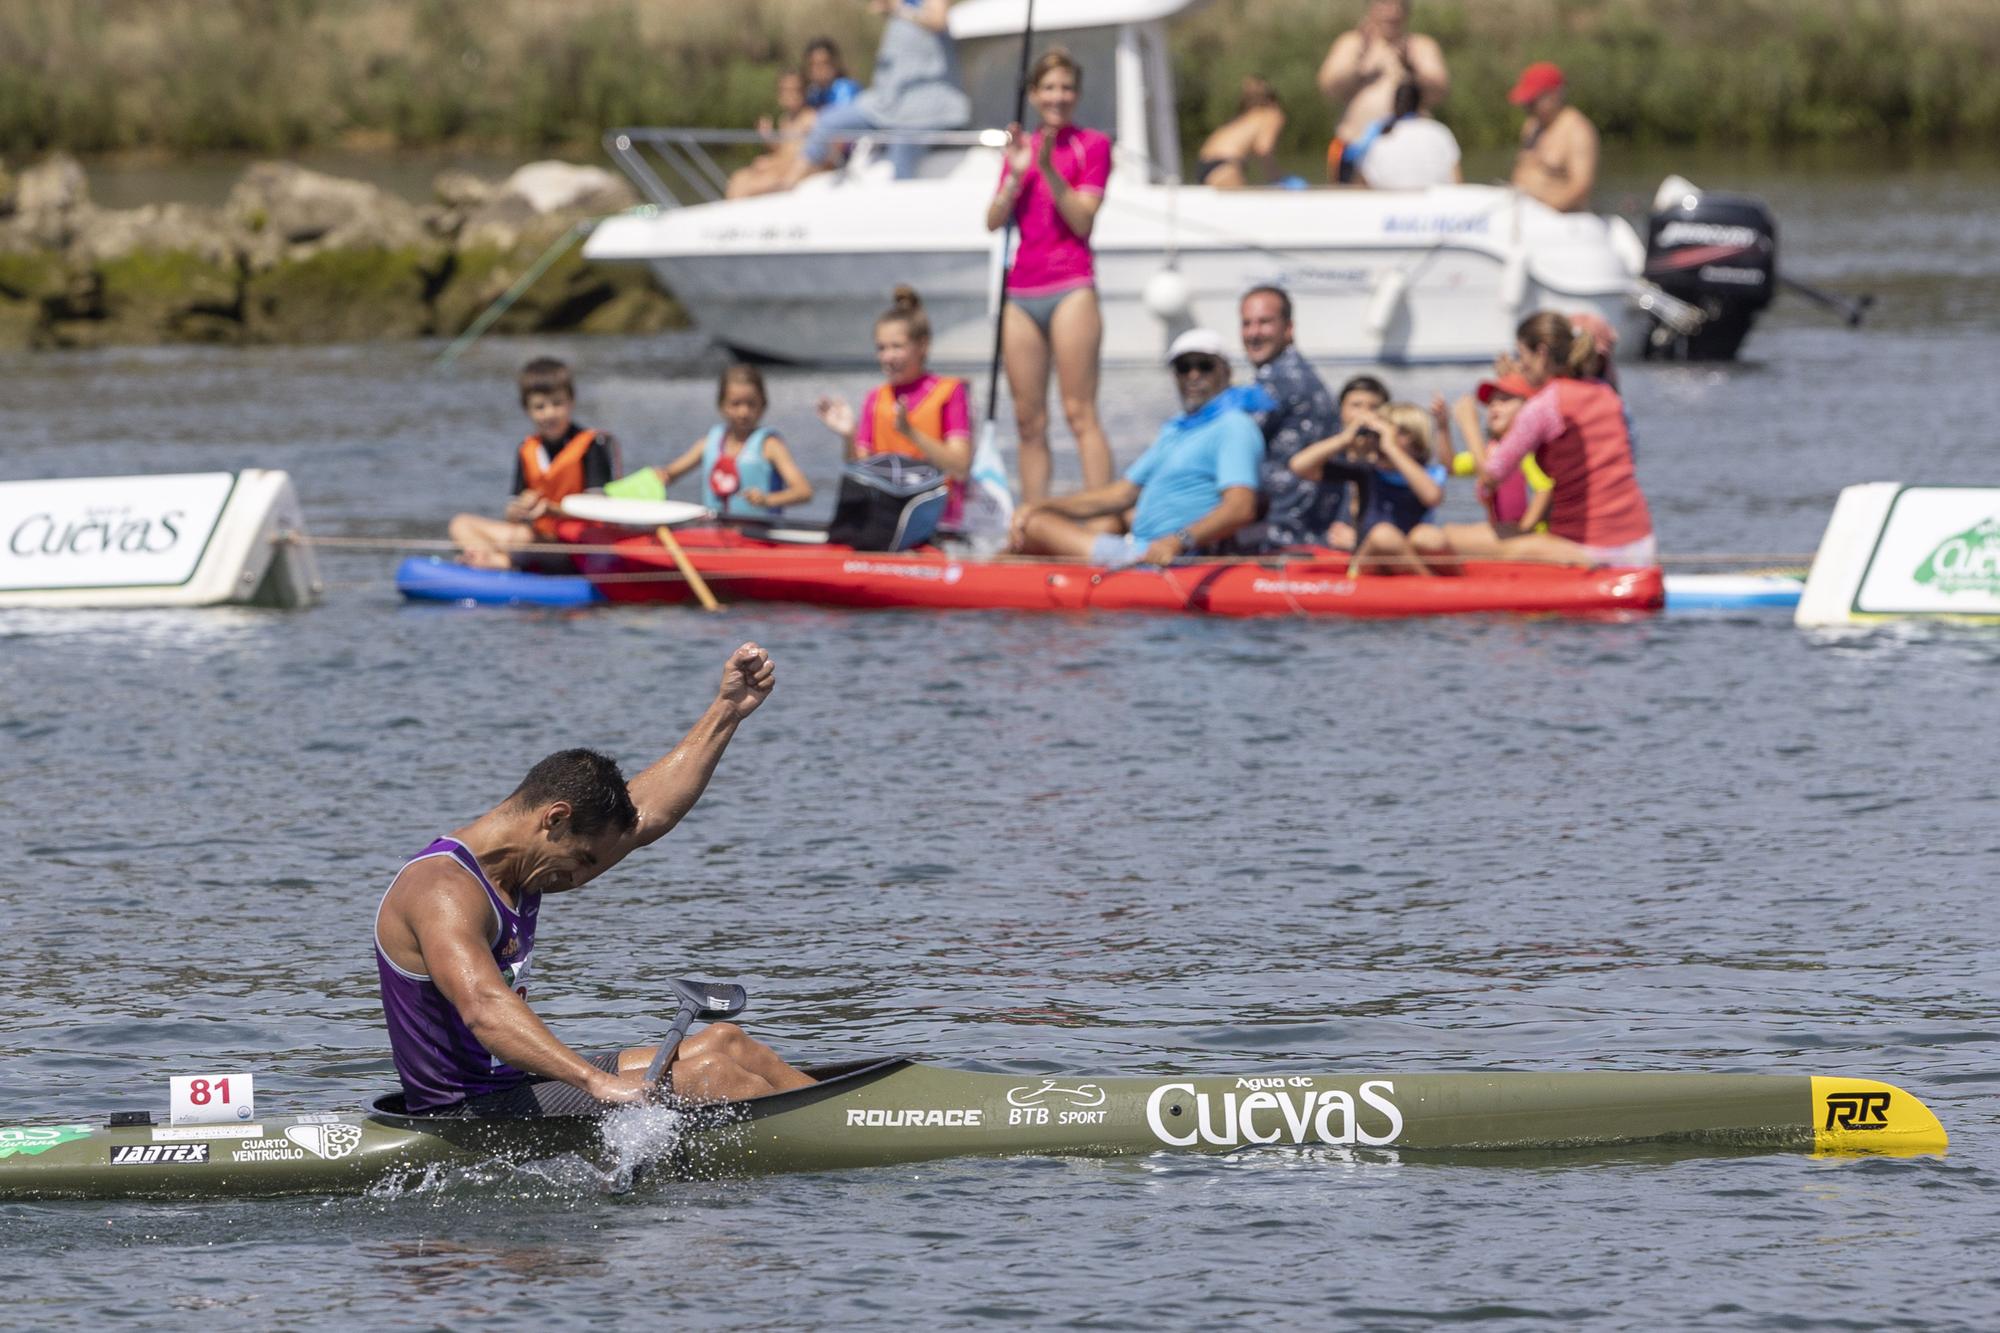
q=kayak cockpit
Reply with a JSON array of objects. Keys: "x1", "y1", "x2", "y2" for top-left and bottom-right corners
[{"x1": 363, "y1": 1055, "x2": 913, "y2": 1130}]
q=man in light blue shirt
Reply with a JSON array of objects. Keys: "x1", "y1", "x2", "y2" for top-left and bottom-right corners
[{"x1": 1011, "y1": 329, "x2": 1263, "y2": 567}]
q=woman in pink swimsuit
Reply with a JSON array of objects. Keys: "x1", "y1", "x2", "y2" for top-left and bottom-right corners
[{"x1": 985, "y1": 48, "x2": 1114, "y2": 504}]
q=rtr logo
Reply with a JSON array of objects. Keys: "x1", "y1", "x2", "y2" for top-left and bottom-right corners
[{"x1": 1823, "y1": 1091, "x2": 1891, "y2": 1130}]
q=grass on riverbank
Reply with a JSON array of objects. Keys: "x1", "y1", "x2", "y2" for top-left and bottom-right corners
[{"x1": 2, "y1": 0, "x2": 1996, "y2": 160}]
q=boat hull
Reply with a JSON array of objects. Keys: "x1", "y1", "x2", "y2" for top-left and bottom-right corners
[
  {"x1": 0, "y1": 1064, "x2": 1944, "y2": 1199},
  {"x1": 552, "y1": 526, "x2": 1666, "y2": 620},
  {"x1": 585, "y1": 180, "x2": 1649, "y2": 368}
]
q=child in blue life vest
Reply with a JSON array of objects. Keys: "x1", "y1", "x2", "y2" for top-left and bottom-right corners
[{"x1": 607, "y1": 364, "x2": 813, "y2": 518}]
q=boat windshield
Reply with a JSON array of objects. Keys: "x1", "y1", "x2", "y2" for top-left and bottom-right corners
[{"x1": 958, "y1": 29, "x2": 1121, "y2": 137}]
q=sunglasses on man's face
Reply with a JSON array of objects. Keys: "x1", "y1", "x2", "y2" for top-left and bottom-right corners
[{"x1": 1172, "y1": 356, "x2": 1223, "y2": 377}]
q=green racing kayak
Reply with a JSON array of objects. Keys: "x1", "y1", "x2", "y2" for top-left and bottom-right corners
[{"x1": 0, "y1": 1058, "x2": 1948, "y2": 1200}]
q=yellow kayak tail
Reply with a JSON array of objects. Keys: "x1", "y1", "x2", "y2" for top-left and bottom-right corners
[{"x1": 1811, "y1": 1077, "x2": 1949, "y2": 1156}]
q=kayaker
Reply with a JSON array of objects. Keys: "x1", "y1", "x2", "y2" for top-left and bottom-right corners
[
  {"x1": 1195, "y1": 75, "x2": 1287, "y2": 190},
  {"x1": 986, "y1": 48, "x2": 1115, "y2": 507},
  {"x1": 373, "y1": 643, "x2": 816, "y2": 1116},
  {"x1": 1508, "y1": 62, "x2": 1599, "y2": 213},
  {"x1": 607, "y1": 364, "x2": 813, "y2": 519},
  {"x1": 816, "y1": 286, "x2": 972, "y2": 532},
  {"x1": 1237, "y1": 286, "x2": 1366, "y2": 551},
  {"x1": 448, "y1": 357, "x2": 622, "y2": 571},
  {"x1": 1009, "y1": 328, "x2": 1261, "y2": 567},
  {"x1": 1317, "y1": 0, "x2": 1450, "y2": 181},
  {"x1": 1430, "y1": 311, "x2": 1654, "y2": 566},
  {"x1": 787, "y1": 0, "x2": 970, "y2": 185}
]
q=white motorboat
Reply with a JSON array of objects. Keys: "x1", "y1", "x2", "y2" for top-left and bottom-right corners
[{"x1": 585, "y1": 0, "x2": 1769, "y2": 367}]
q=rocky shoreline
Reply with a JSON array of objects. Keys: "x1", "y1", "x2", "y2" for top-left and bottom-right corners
[{"x1": 0, "y1": 155, "x2": 683, "y2": 350}]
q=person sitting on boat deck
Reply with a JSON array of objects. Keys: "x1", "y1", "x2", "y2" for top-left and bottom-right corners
[
  {"x1": 1010, "y1": 328, "x2": 1262, "y2": 568},
  {"x1": 1237, "y1": 286, "x2": 1366, "y2": 551},
  {"x1": 1196, "y1": 76, "x2": 1288, "y2": 190},
  {"x1": 1428, "y1": 311, "x2": 1655, "y2": 567},
  {"x1": 1318, "y1": 0, "x2": 1450, "y2": 184},
  {"x1": 803, "y1": 36, "x2": 862, "y2": 111},
  {"x1": 988, "y1": 47, "x2": 1115, "y2": 509},
  {"x1": 1348, "y1": 80, "x2": 1463, "y2": 190},
  {"x1": 784, "y1": 0, "x2": 970, "y2": 186},
  {"x1": 375, "y1": 643, "x2": 816, "y2": 1117},
  {"x1": 817, "y1": 286, "x2": 973, "y2": 533},
  {"x1": 1508, "y1": 62, "x2": 1599, "y2": 213},
  {"x1": 449, "y1": 357, "x2": 622, "y2": 571},
  {"x1": 607, "y1": 364, "x2": 813, "y2": 520},
  {"x1": 1438, "y1": 373, "x2": 1554, "y2": 545},
  {"x1": 1335, "y1": 402, "x2": 1449, "y2": 575},
  {"x1": 726, "y1": 69, "x2": 818, "y2": 200}
]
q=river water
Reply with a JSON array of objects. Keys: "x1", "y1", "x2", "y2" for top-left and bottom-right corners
[{"x1": 2, "y1": 152, "x2": 1997, "y2": 1330}]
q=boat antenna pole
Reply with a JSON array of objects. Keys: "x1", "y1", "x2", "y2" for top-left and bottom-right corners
[{"x1": 978, "y1": 0, "x2": 1037, "y2": 461}]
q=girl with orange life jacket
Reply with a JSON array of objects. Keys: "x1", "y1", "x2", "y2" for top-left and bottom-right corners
[
  {"x1": 1425, "y1": 311, "x2": 1654, "y2": 568},
  {"x1": 611, "y1": 365, "x2": 812, "y2": 519},
  {"x1": 815, "y1": 286, "x2": 973, "y2": 530}
]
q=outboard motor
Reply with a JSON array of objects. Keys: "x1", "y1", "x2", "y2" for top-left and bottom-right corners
[{"x1": 1642, "y1": 177, "x2": 1777, "y2": 359}]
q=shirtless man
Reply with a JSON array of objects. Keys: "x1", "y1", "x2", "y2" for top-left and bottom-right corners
[
  {"x1": 1508, "y1": 62, "x2": 1598, "y2": 213},
  {"x1": 1316, "y1": 0, "x2": 1449, "y2": 145},
  {"x1": 1195, "y1": 76, "x2": 1287, "y2": 190},
  {"x1": 374, "y1": 643, "x2": 816, "y2": 1117}
]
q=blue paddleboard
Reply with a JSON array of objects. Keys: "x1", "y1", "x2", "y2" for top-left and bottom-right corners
[{"x1": 395, "y1": 557, "x2": 603, "y2": 607}]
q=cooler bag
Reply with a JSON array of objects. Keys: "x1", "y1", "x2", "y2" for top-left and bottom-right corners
[{"x1": 827, "y1": 454, "x2": 949, "y2": 551}]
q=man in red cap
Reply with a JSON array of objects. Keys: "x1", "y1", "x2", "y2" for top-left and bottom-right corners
[{"x1": 1508, "y1": 61, "x2": 1598, "y2": 212}]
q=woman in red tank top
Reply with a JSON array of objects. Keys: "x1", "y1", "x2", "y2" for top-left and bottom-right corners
[{"x1": 1424, "y1": 311, "x2": 1656, "y2": 568}]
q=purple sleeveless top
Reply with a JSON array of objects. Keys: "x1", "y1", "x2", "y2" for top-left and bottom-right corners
[{"x1": 375, "y1": 837, "x2": 540, "y2": 1113}]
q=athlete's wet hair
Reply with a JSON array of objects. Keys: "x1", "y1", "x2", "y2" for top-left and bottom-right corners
[
  {"x1": 507, "y1": 748, "x2": 638, "y2": 838},
  {"x1": 517, "y1": 356, "x2": 574, "y2": 406}
]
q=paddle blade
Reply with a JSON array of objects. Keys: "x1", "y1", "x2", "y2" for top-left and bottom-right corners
[
  {"x1": 668, "y1": 977, "x2": 748, "y2": 1020},
  {"x1": 961, "y1": 420, "x2": 1017, "y2": 550}
]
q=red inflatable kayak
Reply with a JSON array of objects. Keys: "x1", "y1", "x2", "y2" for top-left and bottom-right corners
[{"x1": 549, "y1": 523, "x2": 1663, "y2": 619}]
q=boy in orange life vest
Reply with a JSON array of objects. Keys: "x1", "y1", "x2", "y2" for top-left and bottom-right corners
[{"x1": 449, "y1": 357, "x2": 622, "y2": 570}]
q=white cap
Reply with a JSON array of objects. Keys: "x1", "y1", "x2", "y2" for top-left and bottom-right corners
[{"x1": 1165, "y1": 327, "x2": 1229, "y2": 366}]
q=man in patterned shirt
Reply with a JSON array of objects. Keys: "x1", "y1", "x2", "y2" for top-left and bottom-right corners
[{"x1": 1237, "y1": 287, "x2": 1365, "y2": 549}]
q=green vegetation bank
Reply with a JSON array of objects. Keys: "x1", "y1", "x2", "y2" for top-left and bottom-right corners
[{"x1": 1, "y1": 0, "x2": 1993, "y2": 158}]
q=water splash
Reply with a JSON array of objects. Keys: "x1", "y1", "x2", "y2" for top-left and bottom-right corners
[{"x1": 597, "y1": 1101, "x2": 690, "y2": 1192}]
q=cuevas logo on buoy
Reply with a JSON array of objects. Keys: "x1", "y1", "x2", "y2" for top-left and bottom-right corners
[{"x1": 1913, "y1": 517, "x2": 2000, "y2": 596}]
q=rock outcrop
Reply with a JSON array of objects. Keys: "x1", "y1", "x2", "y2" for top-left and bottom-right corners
[{"x1": 0, "y1": 154, "x2": 680, "y2": 350}]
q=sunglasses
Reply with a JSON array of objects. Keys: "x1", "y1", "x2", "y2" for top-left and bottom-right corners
[{"x1": 1171, "y1": 355, "x2": 1223, "y2": 377}]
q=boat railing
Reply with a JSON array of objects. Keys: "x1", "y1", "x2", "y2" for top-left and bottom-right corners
[{"x1": 603, "y1": 126, "x2": 1008, "y2": 210}]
